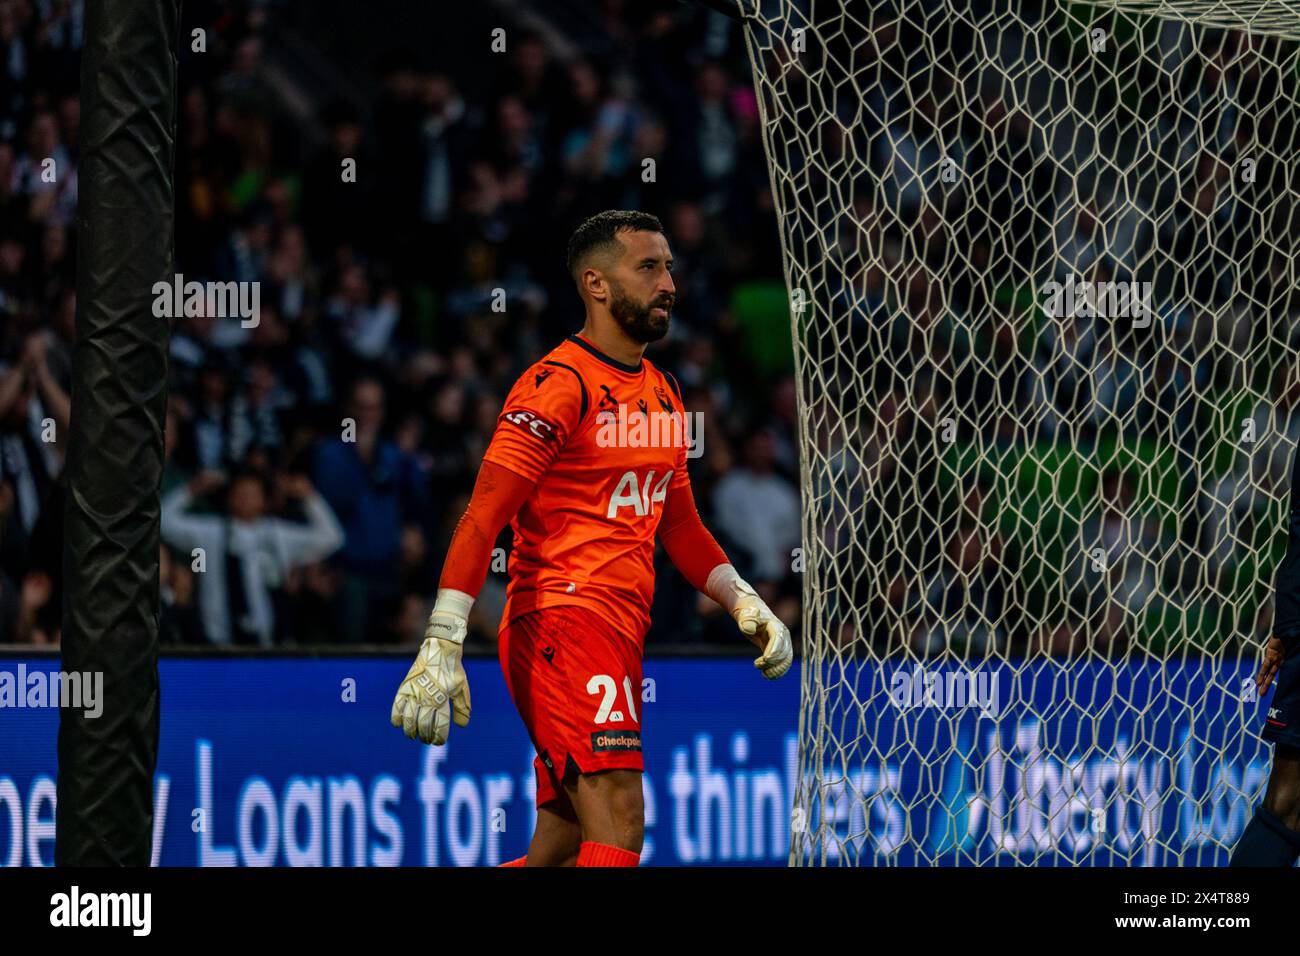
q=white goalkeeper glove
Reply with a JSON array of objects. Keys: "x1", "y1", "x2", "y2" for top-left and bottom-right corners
[
  {"x1": 706, "y1": 565, "x2": 793, "y2": 679},
  {"x1": 391, "y1": 589, "x2": 473, "y2": 745}
]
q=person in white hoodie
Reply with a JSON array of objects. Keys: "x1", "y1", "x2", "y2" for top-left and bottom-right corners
[{"x1": 161, "y1": 470, "x2": 344, "y2": 646}]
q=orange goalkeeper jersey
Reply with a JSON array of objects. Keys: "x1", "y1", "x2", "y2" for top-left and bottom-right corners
[{"x1": 482, "y1": 333, "x2": 692, "y2": 648}]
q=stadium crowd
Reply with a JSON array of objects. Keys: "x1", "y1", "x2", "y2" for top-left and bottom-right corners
[
  {"x1": 818, "y1": 6, "x2": 1300, "y2": 656},
  {"x1": 0, "y1": 0, "x2": 803, "y2": 647},
  {"x1": 3, "y1": 0, "x2": 1289, "y2": 658}
]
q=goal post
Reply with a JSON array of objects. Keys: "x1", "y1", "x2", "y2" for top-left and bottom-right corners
[{"x1": 735, "y1": 0, "x2": 1300, "y2": 864}]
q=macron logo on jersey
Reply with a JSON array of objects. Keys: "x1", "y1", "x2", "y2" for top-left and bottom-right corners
[{"x1": 607, "y1": 469, "x2": 672, "y2": 518}]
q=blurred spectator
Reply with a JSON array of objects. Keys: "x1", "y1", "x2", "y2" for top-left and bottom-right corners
[
  {"x1": 711, "y1": 425, "x2": 800, "y2": 585},
  {"x1": 159, "y1": 542, "x2": 205, "y2": 645},
  {"x1": 10, "y1": 0, "x2": 1281, "y2": 661},
  {"x1": 161, "y1": 470, "x2": 344, "y2": 646},
  {"x1": 313, "y1": 377, "x2": 430, "y2": 642},
  {"x1": 325, "y1": 264, "x2": 400, "y2": 362},
  {"x1": 913, "y1": 523, "x2": 1009, "y2": 656},
  {"x1": 1072, "y1": 472, "x2": 1166, "y2": 619}
]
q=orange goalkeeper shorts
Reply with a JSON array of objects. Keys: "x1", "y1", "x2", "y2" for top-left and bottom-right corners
[{"x1": 498, "y1": 605, "x2": 645, "y2": 808}]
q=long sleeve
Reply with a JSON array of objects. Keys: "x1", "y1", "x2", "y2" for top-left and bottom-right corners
[
  {"x1": 437, "y1": 459, "x2": 536, "y2": 596},
  {"x1": 274, "y1": 492, "x2": 346, "y2": 566},
  {"x1": 160, "y1": 484, "x2": 218, "y2": 554},
  {"x1": 160, "y1": 485, "x2": 227, "y2": 644},
  {"x1": 658, "y1": 479, "x2": 730, "y2": 594}
]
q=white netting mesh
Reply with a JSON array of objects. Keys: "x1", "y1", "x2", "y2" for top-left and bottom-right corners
[{"x1": 738, "y1": 0, "x2": 1300, "y2": 864}]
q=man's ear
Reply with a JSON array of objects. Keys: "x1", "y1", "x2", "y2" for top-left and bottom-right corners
[{"x1": 584, "y1": 271, "x2": 607, "y2": 302}]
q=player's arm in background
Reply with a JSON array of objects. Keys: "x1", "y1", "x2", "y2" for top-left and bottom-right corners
[
  {"x1": 1259, "y1": 449, "x2": 1300, "y2": 693},
  {"x1": 391, "y1": 363, "x2": 584, "y2": 743},
  {"x1": 657, "y1": 459, "x2": 793, "y2": 680},
  {"x1": 160, "y1": 472, "x2": 226, "y2": 556}
]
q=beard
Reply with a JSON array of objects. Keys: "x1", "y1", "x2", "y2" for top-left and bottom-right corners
[{"x1": 609, "y1": 283, "x2": 672, "y2": 344}]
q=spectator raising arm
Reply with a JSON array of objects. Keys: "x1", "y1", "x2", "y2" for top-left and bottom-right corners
[
  {"x1": 24, "y1": 335, "x2": 69, "y2": 440},
  {"x1": 273, "y1": 474, "x2": 345, "y2": 565},
  {"x1": 160, "y1": 472, "x2": 227, "y2": 556}
]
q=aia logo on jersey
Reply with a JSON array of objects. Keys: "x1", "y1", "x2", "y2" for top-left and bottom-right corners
[
  {"x1": 654, "y1": 385, "x2": 674, "y2": 414},
  {"x1": 503, "y1": 408, "x2": 558, "y2": 443},
  {"x1": 607, "y1": 469, "x2": 672, "y2": 518},
  {"x1": 534, "y1": 368, "x2": 554, "y2": 389}
]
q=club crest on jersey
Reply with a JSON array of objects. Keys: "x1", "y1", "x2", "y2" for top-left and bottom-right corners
[
  {"x1": 502, "y1": 408, "x2": 558, "y2": 443},
  {"x1": 598, "y1": 384, "x2": 618, "y2": 409}
]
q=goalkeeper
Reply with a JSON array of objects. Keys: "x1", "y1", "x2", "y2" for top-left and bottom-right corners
[{"x1": 390, "y1": 210, "x2": 793, "y2": 867}]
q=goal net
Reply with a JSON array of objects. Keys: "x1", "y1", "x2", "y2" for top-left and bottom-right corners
[{"x1": 737, "y1": 0, "x2": 1300, "y2": 864}]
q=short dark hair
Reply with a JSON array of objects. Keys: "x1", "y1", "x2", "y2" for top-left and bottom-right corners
[
  {"x1": 228, "y1": 468, "x2": 271, "y2": 498},
  {"x1": 565, "y1": 210, "x2": 664, "y2": 280}
]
